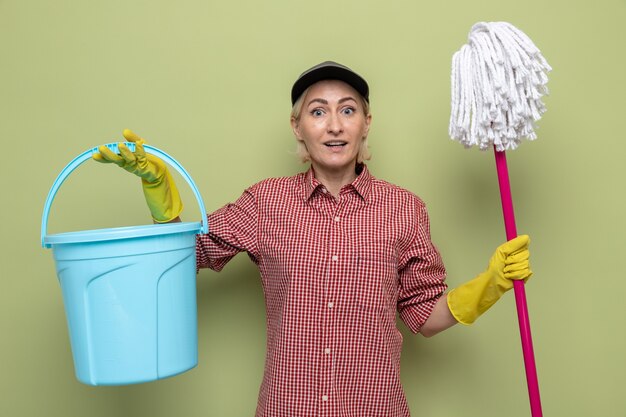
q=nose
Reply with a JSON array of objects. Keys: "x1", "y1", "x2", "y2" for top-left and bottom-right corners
[{"x1": 327, "y1": 113, "x2": 343, "y2": 136}]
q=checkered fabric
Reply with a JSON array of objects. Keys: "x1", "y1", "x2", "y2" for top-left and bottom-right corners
[{"x1": 196, "y1": 165, "x2": 447, "y2": 417}]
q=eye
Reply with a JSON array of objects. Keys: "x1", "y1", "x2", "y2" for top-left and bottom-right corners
[
  {"x1": 342, "y1": 107, "x2": 355, "y2": 115},
  {"x1": 310, "y1": 108, "x2": 325, "y2": 117}
]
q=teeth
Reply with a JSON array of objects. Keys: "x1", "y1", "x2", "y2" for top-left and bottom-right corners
[{"x1": 325, "y1": 142, "x2": 347, "y2": 146}]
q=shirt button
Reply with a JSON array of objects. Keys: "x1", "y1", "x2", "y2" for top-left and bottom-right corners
[
  {"x1": 324, "y1": 348, "x2": 331, "y2": 354},
  {"x1": 334, "y1": 216, "x2": 340, "y2": 222},
  {"x1": 331, "y1": 255, "x2": 338, "y2": 261},
  {"x1": 328, "y1": 302, "x2": 334, "y2": 309},
  {"x1": 321, "y1": 188, "x2": 327, "y2": 194},
  {"x1": 322, "y1": 395, "x2": 329, "y2": 402}
]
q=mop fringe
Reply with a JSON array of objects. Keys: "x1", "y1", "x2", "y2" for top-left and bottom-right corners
[{"x1": 449, "y1": 22, "x2": 552, "y2": 151}]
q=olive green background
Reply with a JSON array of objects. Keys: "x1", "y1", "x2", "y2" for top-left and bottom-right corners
[{"x1": 1, "y1": 0, "x2": 624, "y2": 416}]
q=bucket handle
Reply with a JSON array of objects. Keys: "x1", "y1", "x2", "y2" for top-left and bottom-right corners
[{"x1": 41, "y1": 143, "x2": 208, "y2": 248}]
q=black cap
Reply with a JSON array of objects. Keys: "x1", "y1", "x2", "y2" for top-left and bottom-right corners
[{"x1": 291, "y1": 61, "x2": 369, "y2": 105}]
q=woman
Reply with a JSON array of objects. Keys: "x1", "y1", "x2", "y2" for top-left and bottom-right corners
[{"x1": 95, "y1": 61, "x2": 532, "y2": 417}]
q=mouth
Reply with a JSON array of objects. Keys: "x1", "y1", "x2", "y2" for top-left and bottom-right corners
[{"x1": 323, "y1": 141, "x2": 348, "y2": 148}]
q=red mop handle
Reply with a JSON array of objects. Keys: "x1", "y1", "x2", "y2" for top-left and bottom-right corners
[{"x1": 493, "y1": 147, "x2": 543, "y2": 417}]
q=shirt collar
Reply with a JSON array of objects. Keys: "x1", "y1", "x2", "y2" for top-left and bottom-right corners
[{"x1": 302, "y1": 164, "x2": 372, "y2": 202}]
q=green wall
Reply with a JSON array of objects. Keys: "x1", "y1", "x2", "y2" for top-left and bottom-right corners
[{"x1": 2, "y1": 0, "x2": 624, "y2": 416}]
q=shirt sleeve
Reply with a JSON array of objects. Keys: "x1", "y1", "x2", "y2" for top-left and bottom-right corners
[
  {"x1": 396, "y1": 202, "x2": 448, "y2": 333},
  {"x1": 196, "y1": 187, "x2": 259, "y2": 272}
]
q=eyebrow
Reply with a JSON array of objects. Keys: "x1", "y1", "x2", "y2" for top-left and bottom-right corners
[{"x1": 306, "y1": 96, "x2": 358, "y2": 107}]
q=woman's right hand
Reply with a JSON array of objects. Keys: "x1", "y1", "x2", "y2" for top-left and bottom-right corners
[{"x1": 93, "y1": 129, "x2": 184, "y2": 223}]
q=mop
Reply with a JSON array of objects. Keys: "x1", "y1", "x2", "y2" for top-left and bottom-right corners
[{"x1": 449, "y1": 22, "x2": 551, "y2": 417}]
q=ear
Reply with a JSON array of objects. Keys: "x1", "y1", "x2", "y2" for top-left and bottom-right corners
[
  {"x1": 291, "y1": 116, "x2": 303, "y2": 141},
  {"x1": 363, "y1": 113, "x2": 372, "y2": 137}
]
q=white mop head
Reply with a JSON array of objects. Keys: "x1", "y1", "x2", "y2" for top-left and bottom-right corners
[{"x1": 449, "y1": 22, "x2": 551, "y2": 151}]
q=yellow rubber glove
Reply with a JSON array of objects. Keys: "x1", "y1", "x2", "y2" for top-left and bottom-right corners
[
  {"x1": 93, "y1": 129, "x2": 183, "y2": 223},
  {"x1": 447, "y1": 235, "x2": 532, "y2": 325}
]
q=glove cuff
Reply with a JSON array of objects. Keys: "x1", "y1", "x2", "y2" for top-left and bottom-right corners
[
  {"x1": 141, "y1": 169, "x2": 184, "y2": 222},
  {"x1": 447, "y1": 271, "x2": 507, "y2": 325}
]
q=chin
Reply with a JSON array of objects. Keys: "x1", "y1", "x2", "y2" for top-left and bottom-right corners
[{"x1": 318, "y1": 160, "x2": 358, "y2": 172}]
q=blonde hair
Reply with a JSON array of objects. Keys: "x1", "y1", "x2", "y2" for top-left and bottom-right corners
[{"x1": 291, "y1": 86, "x2": 372, "y2": 164}]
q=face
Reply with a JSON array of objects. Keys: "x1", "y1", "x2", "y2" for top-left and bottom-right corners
[{"x1": 291, "y1": 80, "x2": 371, "y2": 178}]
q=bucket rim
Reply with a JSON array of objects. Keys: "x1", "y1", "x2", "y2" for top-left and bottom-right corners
[{"x1": 43, "y1": 221, "x2": 202, "y2": 246}]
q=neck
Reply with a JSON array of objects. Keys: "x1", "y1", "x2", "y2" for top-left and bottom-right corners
[{"x1": 312, "y1": 163, "x2": 360, "y2": 198}]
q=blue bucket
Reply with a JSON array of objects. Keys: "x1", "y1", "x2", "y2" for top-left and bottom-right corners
[{"x1": 41, "y1": 143, "x2": 208, "y2": 386}]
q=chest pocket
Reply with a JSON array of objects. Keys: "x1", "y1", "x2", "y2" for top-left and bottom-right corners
[{"x1": 354, "y1": 240, "x2": 399, "y2": 311}]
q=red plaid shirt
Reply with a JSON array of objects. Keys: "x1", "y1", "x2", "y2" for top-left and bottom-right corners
[{"x1": 196, "y1": 165, "x2": 447, "y2": 417}]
